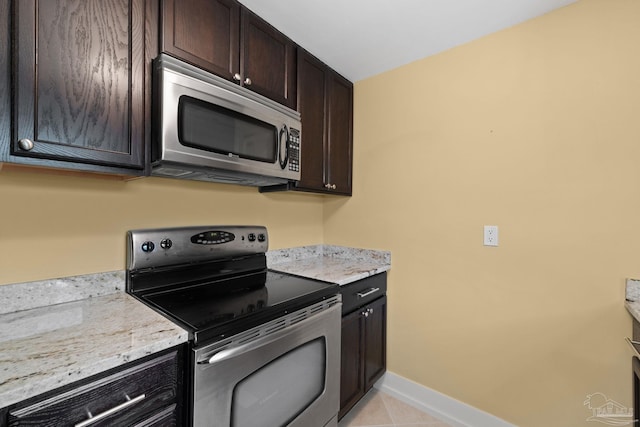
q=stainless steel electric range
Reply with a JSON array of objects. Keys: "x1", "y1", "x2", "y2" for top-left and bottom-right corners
[{"x1": 126, "y1": 226, "x2": 341, "y2": 427}]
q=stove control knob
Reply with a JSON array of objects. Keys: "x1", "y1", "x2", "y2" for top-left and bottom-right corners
[
  {"x1": 141, "y1": 241, "x2": 155, "y2": 253},
  {"x1": 257, "y1": 233, "x2": 266, "y2": 242},
  {"x1": 248, "y1": 233, "x2": 256, "y2": 242},
  {"x1": 160, "y1": 238, "x2": 172, "y2": 250}
]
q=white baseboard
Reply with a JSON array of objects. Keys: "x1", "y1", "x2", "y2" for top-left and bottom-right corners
[{"x1": 374, "y1": 372, "x2": 517, "y2": 427}]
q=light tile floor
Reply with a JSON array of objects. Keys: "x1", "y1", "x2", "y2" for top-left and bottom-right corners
[{"x1": 338, "y1": 388, "x2": 454, "y2": 427}]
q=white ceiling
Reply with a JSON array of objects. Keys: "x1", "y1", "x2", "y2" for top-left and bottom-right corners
[{"x1": 238, "y1": 0, "x2": 577, "y2": 82}]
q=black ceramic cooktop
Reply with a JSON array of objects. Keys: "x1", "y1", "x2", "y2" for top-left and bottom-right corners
[{"x1": 139, "y1": 270, "x2": 338, "y2": 346}]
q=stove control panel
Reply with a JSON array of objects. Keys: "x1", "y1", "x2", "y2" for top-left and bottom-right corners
[{"x1": 127, "y1": 225, "x2": 269, "y2": 270}]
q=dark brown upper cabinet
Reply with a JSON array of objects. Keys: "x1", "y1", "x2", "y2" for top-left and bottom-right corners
[
  {"x1": 162, "y1": 0, "x2": 296, "y2": 109},
  {"x1": 161, "y1": 0, "x2": 240, "y2": 82},
  {"x1": 4, "y1": 0, "x2": 146, "y2": 174},
  {"x1": 295, "y1": 49, "x2": 353, "y2": 195}
]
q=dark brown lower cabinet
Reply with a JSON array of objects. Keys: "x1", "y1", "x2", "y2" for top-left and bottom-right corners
[
  {"x1": 3, "y1": 345, "x2": 184, "y2": 427},
  {"x1": 363, "y1": 296, "x2": 387, "y2": 387},
  {"x1": 340, "y1": 274, "x2": 387, "y2": 420}
]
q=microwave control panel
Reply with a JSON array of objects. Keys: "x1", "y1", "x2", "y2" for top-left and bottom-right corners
[{"x1": 288, "y1": 128, "x2": 300, "y2": 172}]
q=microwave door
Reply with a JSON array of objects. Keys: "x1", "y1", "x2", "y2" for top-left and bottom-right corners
[{"x1": 178, "y1": 96, "x2": 278, "y2": 164}]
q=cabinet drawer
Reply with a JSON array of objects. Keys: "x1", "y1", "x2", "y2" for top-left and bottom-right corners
[
  {"x1": 132, "y1": 404, "x2": 178, "y2": 427},
  {"x1": 8, "y1": 350, "x2": 180, "y2": 427},
  {"x1": 341, "y1": 273, "x2": 387, "y2": 315}
]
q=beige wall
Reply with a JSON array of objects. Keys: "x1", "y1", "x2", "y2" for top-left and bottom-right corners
[
  {"x1": 0, "y1": 168, "x2": 324, "y2": 284},
  {"x1": 324, "y1": 0, "x2": 640, "y2": 425}
]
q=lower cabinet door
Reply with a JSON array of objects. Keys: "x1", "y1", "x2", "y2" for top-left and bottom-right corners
[
  {"x1": 339, "y1": 308, "x2": 366, "y2": 419},
  {"x1": 364, "y1": 296, "x2": 387, "y2": 390},
  {"x1": 339, "y1": 295, "x2": 387, "y2": 420}
]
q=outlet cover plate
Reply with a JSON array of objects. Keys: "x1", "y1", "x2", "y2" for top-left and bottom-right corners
[{"x1": 484, "y1": 225, "x2": 499, "y2": 247}]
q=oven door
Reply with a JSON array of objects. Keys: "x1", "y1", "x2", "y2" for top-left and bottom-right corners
[{"x1": 192, "y1": 300, "x2": 341, "y2": 427}]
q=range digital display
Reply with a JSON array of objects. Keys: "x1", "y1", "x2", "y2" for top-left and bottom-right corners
[{"x1": 191, "y1": 231, "x2": 235, "y2": 245}]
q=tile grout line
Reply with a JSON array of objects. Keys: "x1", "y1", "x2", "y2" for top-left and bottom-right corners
[{"x1": 379, "y1": 390, "x2": 399, "y2": 426}]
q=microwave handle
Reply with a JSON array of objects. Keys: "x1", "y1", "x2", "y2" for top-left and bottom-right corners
[{"x1": 278, "y1": 125, "x2": 289, "y2": 170}]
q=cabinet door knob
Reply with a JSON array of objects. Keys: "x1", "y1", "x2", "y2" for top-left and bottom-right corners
[
  {"x1": 18, "y1": 138, "x2": 34, "y2": 151},
  {"x1": 233, "y1": 73, "x2": 242, "y2": 82},
  {"x1": 330, "y1": 184, "x2": 336, "y2": 190},
  {"x1": 244, "y1": 77, "x2": 252, "y2": 86},
  {"x1": 324, "y1": 183, "x2": 336, "y2": 190}
]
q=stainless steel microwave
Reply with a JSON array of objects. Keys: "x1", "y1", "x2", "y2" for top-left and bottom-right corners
[{"x1": 151, "y1": 54, "x2": 301, "y2": 187}]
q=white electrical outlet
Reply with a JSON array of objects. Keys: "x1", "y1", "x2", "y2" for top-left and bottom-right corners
[{"x1": 484, "y1": 225, "x2": 499, "y2": 246}]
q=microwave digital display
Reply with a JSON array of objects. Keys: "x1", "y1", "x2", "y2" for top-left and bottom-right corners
[{"x1": 178, "y1": 95, "x2": 278, "y2": 163}]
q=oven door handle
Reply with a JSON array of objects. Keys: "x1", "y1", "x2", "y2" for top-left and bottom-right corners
[
  {"x1": 200, "y1": 343, "x2": 261, "y2": 365},
  {"x1": 197, "y1": 303, "x2": 339, "y2": 365},
  {"x1": 199, "y1": 322, "x2": 307, "y2": 365}
]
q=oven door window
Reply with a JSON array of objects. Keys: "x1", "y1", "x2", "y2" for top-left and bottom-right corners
[
  {"x1": 231, "y1": 338, "x2": 326, "y2": 427},
  {"x1": 178, "y1": 95, "x2": 277, "y2": 163}
]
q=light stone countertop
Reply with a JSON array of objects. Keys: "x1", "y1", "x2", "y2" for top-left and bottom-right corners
[
  {"x1": 1, "y1": 245, "x2": 389, "y2": 408},
  {"x1": 626, "y1": 278, "x2": 640, "y2": 323},
  {"x1": 0, "y1": 273, "x2": 188, "y2": 409},
  {"x1": 267, "y1": 245, "x2": 391, "y2": 286}
]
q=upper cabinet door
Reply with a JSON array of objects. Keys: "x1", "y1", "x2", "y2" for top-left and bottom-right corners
[
  {"x1": 295, "y1": 50, "x2": 327, "y2": 192},
  {"x1": 326, "y1": 71, "x2": 353, "y2": 195},
  {"x1": 162, "y1": 0, "x2": 240, "y2": 80},
  {"x1": 161, "y1": 0, "x2": 295, "y2": 109},
  {"x1": 294, "y1": 48, "x2": 353, "y2": 196},
  {"x1": 12, "y1": 0, "x2": 145, "y2": 170},
  {"x1": 240, "y1": 8, "x2": 296, "y2": 109}
]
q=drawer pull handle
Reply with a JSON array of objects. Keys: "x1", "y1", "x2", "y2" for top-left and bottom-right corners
[
  {"x1": 357, "y1": 288, "x2": 380, "y2": 298},
  {"x1": 625, "y1": 337, "x2": 640, "y2": 358},
  {"x1": 74, "y1": 394, "x2": 146, "y2": 427}
]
